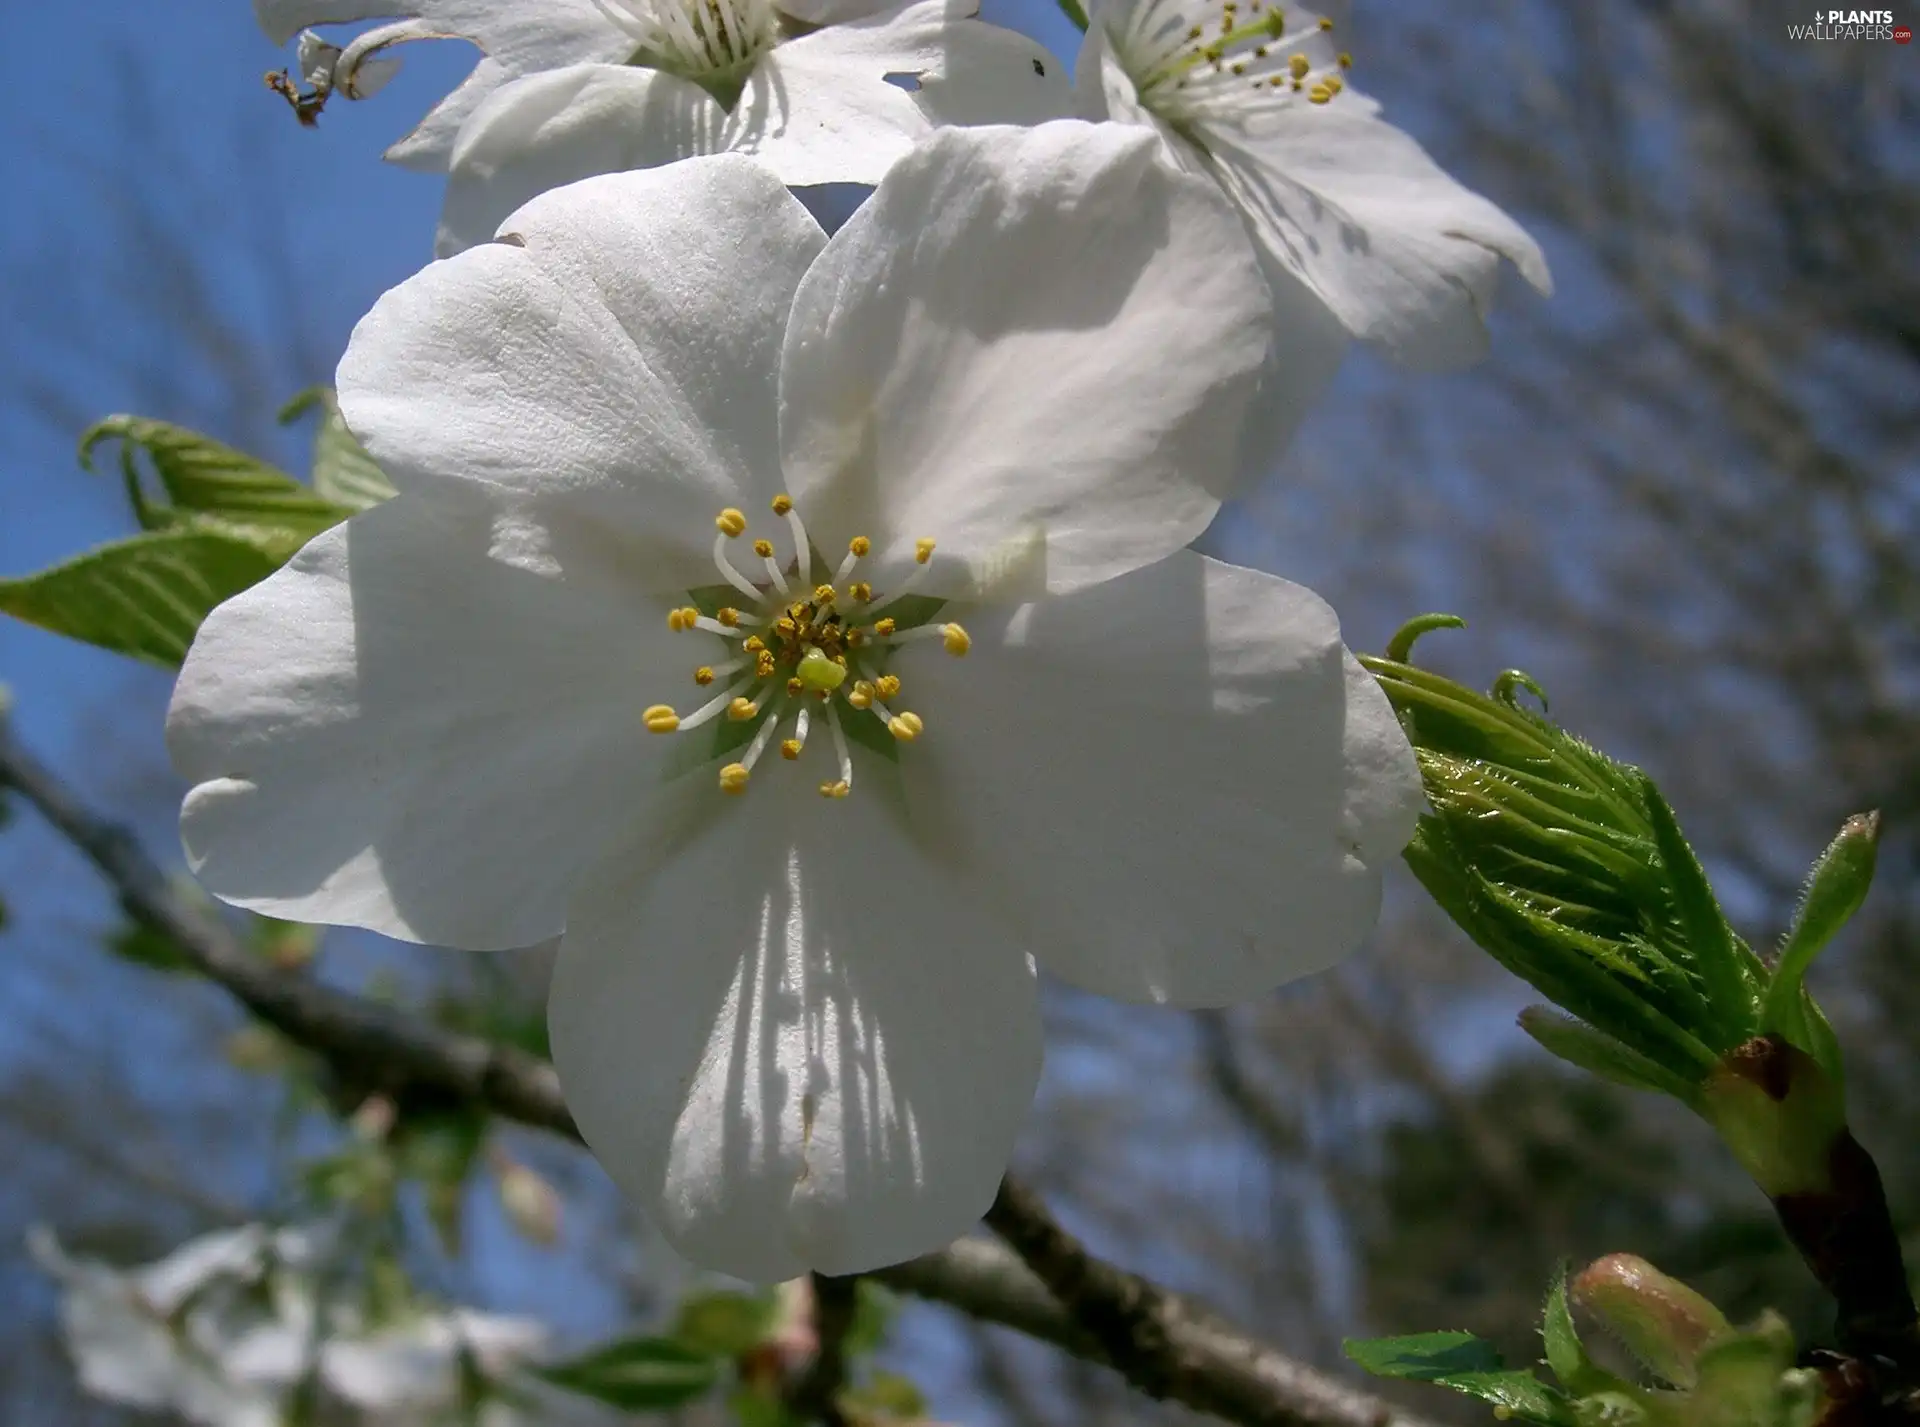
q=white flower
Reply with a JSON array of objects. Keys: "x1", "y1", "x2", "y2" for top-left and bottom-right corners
[
  {"x1": 31, "y1": 1223, "x2": 546, "y2": 1426},
  {"x1": 256, "y1": 0, "x2": 1069, "y2": 255},
  {"x1": 28, "y1": 1224, "x2": 315, "y2": 1427},
  {"x1": 1078, "y1": 0, "x2": 1552, "y2": 371},
  {"x1": 167, "y1": 123, "x2": 1422, "y2": 1280}
]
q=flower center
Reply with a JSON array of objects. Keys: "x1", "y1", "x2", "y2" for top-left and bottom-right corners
[
  {"x1": 642, "y1": 498, "x2": 969, "y2": 800},
  {"x1": 1112, "y1": 0, "x2": 1354, "y2": 124},
  {"x1": 592, "y1": 0, "x2": 781, "y2": 100}
]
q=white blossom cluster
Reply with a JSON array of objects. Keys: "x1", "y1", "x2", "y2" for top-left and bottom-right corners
[
  {"x1": 30, "y1": 1222, "x2": 546, "y2": 1426},
  {"x1": 158, "y1": 0, "x2": 1550, "y2": 1283}
]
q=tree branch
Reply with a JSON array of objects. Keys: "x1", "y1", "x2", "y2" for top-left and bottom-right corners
[{"x1": 0, "y1": 713, "x2": 1435, "y2": 1427}]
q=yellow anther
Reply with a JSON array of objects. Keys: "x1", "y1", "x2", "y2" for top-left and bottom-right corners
[
  {"x1": 716, "y1": 508, "x2": 747, "y2": 537},
  {"x1": 727, "y1": 697, "x2": 758, "y2": 722},
  {"x1": 1187, "y1": 22, "x2": 1203, "y2": 36},
  {"x1": 848, "y1": 681, "x2": 874, "y2": 710},
  {"x1": 753, "y1": 539, "x2": 775, "y2": 558},
  {"x1": 942, "y1": 623, "x2": 971, "y2": 656},
  {"x1": 742, "y1": 635, "x2": 765, "y2": 653},
  {"x1": 818, "y1": 780, "x2": 850, "y2": 799},
  {"x1": 1262, "y1": 8, "x2": 1286, "y2": 36},
  {"x1": 717, "y1": 607, "x2": 741, "y2": 627},
  {"x1": 695, "y1": 667, "x2": 715, "y2": 686},
  {"x1": 849, "y1": 581, "x2": 873, "y2": 603},
  {"x1": 719, "y1": 763, "x2": 750, "y2": 794},
  {"x1": 873, "y1": 617, "x2": 896, "y2": 637},
  {"x1": 643, "y1": 705, "x2": 681, "y2": 734},
  {"x1": 787, "y1": 677, "x2": 804, "y2": 697},
  {"x1": 914, "y1": 538, "x2": 935, "y2": 564},
  {"x1": 667, "y1": 609, "x2": 690, "y2": 632},
  {"x1": 887, "y1": 712, "x2": 924, "y2": 742},
  {"x1": 756, "y1": 653, "x2": 777, "y2": 677},
  {"x1": 772, "y1": 494, "x2": 794, "y2": 515},
  {"x1": 780, "y1": 739, "x2": 803, "y2": 761},
  {"x1": 1327, "y1": 74, "x2": 1342, "y2": 93},
  {"x1": 1289, "y1": 52, "x2": 1310, "y2": 78},
  {"x1": 1309, "y1": 82, "x2": 1332, "y2": 103},
  {"x1": 1317, "y1": 14, "x2": 1333, "y2": 27},
  {"x1": 1337, "y1": 50, "x2": 1353, "y2": 67},
  {"x1": 875, "y1": 674, "x2": 902, "y2": 700},
  {"x1": 848, "y1": 536, "x2": 871, "y2": 557},
  {"x1": 813, "y1": 584, "x2": 837, "y2": 605},
  {"x1": 1291, "y1": 77, "x2": 1303, "y2": 89},
  {"x1": 773, "y1": 618, "x2": 797, "y2": 641},
  {"x1": 847, "y1": 629, "x2": 867, "y2": 648}
]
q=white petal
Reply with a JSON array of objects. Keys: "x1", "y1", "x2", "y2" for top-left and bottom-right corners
[
  {"x1": 438, "y1": 65, "x2": 728, "y2": 258},
  {"x1": 549, "y1": 774, "x2": 1040, "y2": 1280},
  {"x1": 781, "y1": 121, "x2": 1271, "y2": 599},
  {"x1": 731, "y1": 0, "x2": 1070, "y2": 188},
  {"x1": 901, "y1": 550, "x2": 1422, "y2": 1005},
  {"x1": 167, "y1": 486, "x2": 674, "y2": 950},
  {"x1": 776, "y1": 0, "x2": 897, "y2": 23},
  {"x1": 254, "y1": 1, "x2": 635, "y2": 169},
  {"x1": 340, "y1": 157, "x2": 820, "y2": 590},
  {"x1": 1198, "y1": 103, "x2": 1552, "y2": 371},
  {"x1": 133, "y1": 1227, "x2": 270, "y2": 1313}
]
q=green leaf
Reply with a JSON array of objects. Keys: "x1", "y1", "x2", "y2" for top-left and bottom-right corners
[
  {"x1": 1541, "y1": 1264, "x2": 1628, "y2": 1396},
  {"x1": 109, "y1": 920, "x2": 194, "y2": 974},
  {"x1": 1638, "y1": 776, "x2": 1760, "y2": 1045},
  {"x1": 280, "y1": 388, "x2": 396, "y2": 511},
  {"x1": 1517, "y1": 1007, "x2": 1702, "y2": 1104},
  {"x1": 82, "y1": 415, "x2": 352, "y2": 557},
  {"x1": 535, "y1": 1337, "x2": 720, "y2": 1410},
  {"x1": 1343, "y1": 1333, "x2": 1577, "y2": 1425},
  {"x1": 0, "y1": 529, "x2": 282, "y2": 666},
  {"x1": 670, "y1": 1291, "x2": 777, "y2": 1357},
  {"x1": 1761, "y1": 812, "x2": 1878, "y2": 1077}
]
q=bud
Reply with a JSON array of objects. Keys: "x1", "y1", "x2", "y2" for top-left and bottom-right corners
[
  {"x1": 1361, "y1": 618, "x2": 1765, "y2": 1091},
  {"x1": 1571, "y1": 1254, "x2": 1730, "y2": 1388},
  {"x1": 1699, "y1": 1036, "x2": 1846, "y2": 1197},
  {"x1": 496, "y1": 1159, "x2": 561, "y2": 1247}
]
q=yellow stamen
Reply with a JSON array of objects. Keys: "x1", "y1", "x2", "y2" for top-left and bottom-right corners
[
  {"x1": 874, "y1": 617, "x2": 896, "y2": 637},
  {"x1": 695, "y1": 667, "x2": 715, "y2": 686},
  {"x1": 849, "y1": 536, "x2": 871, "y2": 557},
  {"x1": 875, "y1": 674, "x2": 901, "y2": 700},
  {"x1": 914, "y1": 538, "x2": 936, "y2": 564},
  {"x1": 888, "y1": 712, "x2": 924, "y2": 742},
  {"x1": 787, "y1": 677, "x2": 804, "y2": 697},
  {"x1": 755, "y1": 652, "x2": 777, "y2": 678},
  {"x1": 727, "y1": 697, "x2": 758, "y2": 722},
  {"x1": 942, "y1": 623, "x2": 971, "y2": 656},
  {"x1": 780, "y1": 739, "x2": 803, "y2": 760},
  {"x1": 813, "y1": 584, "x2": 836, "y2": 605},
  {"x1": 818, "y1": 780, "x2": 850, "y2": 799},
  {"x1": 849, "y1": 581, "x2": 873, "y2": 603},
  {"x1": 1317, "y1": 14, "x2": 1333, "y2": 28},
  {"x1": 719, "y1": 763, "x2": 750, "y2": 794},
  {"x1": 753, "y1": 538, "x2": 775, "y2": 558},
  {"x1": 1289, "y1": 52, "x2": 1309, "y2": 78},
  {"x1": 1337, "y1": 50, "x2": 1352, "y2": 67},
  {"x1": 772, "y1": 494, "x2": 794, "y2": 515},
  {"x1": 716, "y1": 508, "x2": 747, "y2": 537},
  {"x1": 848, "y1": 681, "x2": 874, "y2": 711},
  {"x1": 717, "y1": 607, "x2": 741, "y2": 628},
  {"x1": 643, "y1": 705, "x2": 680, "y2": 733},
  {"x1": 667, "y1": 608, "x2": 691, "y2": 632},
  {"x1": 743, "y1": 635, "x2": 765, "y2": 653},
  {"x1": 1309, "y1": 82, "x2": 1332, "y2": 103}
]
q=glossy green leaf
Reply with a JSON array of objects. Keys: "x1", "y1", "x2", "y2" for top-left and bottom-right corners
[
  {"x1": 280, "y1": 388, "x2": 396, "y2": 511},
  {"x1": 1343, "y1": 1333, "x2": 1577, "y2": 1425},
  {"x1": 1518, "y1": 1007, "x2": 1701, "y2": 1104},
  {"x1": 0, "y1": 529, "x2": 281, "y2": 667},
  {"x1": 535, "y1": 1337, "x2": 721, "y2": 1409}
]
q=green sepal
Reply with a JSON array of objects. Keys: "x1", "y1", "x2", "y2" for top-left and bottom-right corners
[
  {"x1": 534, "y1": 1337, "x2": 721, "y2": 1410},
  {"x1": 1342, "y1": 1332, "x2": 1578, "y2": 1425}
]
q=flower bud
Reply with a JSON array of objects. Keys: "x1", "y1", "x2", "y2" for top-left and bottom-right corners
[{"x1": 1571, "y1": 1253, "x2": 1730, "y2": 1389}]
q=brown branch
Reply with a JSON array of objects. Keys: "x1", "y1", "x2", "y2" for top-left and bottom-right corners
[{"x1": 0, "y1": 712, "x2": 1435, "y2": 1427}]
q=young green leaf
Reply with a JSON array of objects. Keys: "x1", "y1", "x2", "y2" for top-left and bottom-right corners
[
  {"x1": 535, "y1": 1337, "x2": 721, "y2": 1409},
  {"x1": 1342, "y1": 1333, "x2": 1577, "y2": 1425},
  {"x1": 280, "y1": 388, "x2": 397, "y2": 511},
  {"x1": 0, "y1": 530, "x2": 281, "y2": 666}
]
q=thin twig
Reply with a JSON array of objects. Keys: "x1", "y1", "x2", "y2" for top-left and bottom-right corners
[{"x1": 0, "y1": 713, "x2": 1436, "y2": 1427}]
